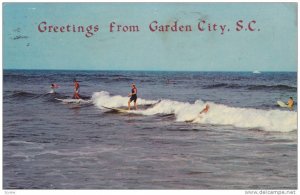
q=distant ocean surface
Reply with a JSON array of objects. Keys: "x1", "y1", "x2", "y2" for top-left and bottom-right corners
[{"x1": 3, "y1": 70, "x2": 297, "y2": 189}]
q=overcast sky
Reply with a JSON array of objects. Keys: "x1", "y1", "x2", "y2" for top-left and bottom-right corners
[{"x1": 3, "y1": 3, "x2": 297, "y2": 71}]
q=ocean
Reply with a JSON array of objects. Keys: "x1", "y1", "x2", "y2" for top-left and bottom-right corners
[{"x1": 3, "y1": 70, "x2": 297, "y2": 189}]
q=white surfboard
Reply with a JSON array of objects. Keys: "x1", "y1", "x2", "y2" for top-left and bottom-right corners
[
  {"x1": 277, "y1": 100, "x2": 289, "y2": 108},
  {"x1": 55, "y1": 98, "x2": 92, "y2": 104},
  {"x1": 185, "y1": 119, "x2": 195, "y2": 123},
  {"x1": 102, "y1": 106, "x2": 130, "y2": 113}
]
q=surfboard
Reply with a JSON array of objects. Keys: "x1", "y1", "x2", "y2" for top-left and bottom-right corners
[
  {"x1": 185, "y1": 119, "x2": 195, "y2": 123},
  {"x1": 277, "y1": 100, "x2": 289, "y2": 108},
  {"x1": 102, "y1": 106, "x2": 130, "y2": 113},
  {"x1": 55, "y1": 98, "x2": 92, "y2": 104}
]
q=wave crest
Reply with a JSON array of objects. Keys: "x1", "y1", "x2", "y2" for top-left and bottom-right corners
[
  {"x1": 92, "y1": 91, "x2": 297, "y2": 133},
  {"x1": 92, "y1": 91, "x2": 157, "y2": 108}
]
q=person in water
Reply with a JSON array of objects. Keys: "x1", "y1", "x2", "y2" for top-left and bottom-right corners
[
  {"x1": 200, "y1": 104, "x2": 210, "y2": 114},
  {"x1": 73, "y1": 79, "x2": 80, "y2": 99},
  {"x1": 50, "y1": 83, "x2": 59, "y2": 93},
  {"x1": 128, "y1": 83, "x2": 138, "y2": 110},
  {"x1": 287, "y1": 97, "x2": 294, "y2": 110}
]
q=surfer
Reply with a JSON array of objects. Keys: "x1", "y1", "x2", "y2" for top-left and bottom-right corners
[
  {"x1": 185, "y1": 104, "x2": 210, "y2": 123},
  {"x1": 128, "y1": 83, "x2": 138, "y2": 110},
  {"x1": 200, "y1": 104, "x2": 210, "y2": 114},
  {"x1": 50, "y1": 83, "x2": 59, "y2": 93},
  {"x1": 287, "y1": 97, "x2": 294, "y2": 110},
  {"x1": 73, "y1": 79, "x2": 80, "y2": 99}
]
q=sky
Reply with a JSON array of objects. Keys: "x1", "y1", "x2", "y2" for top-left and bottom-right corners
[{"x1": 3, "y1": 3, "x2": 298, "y2": 71}]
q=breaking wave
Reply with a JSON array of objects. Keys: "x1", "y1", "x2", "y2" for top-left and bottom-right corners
[
  {"x1": 92, "y1": 91, "x2": 157, "y2": 108},
  {"x1": 92, "y1": 91, "x2": 297, "y2": 133}
]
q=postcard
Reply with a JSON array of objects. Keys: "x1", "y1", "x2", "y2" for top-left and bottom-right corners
[{"x1": 3, "y1": 2, "x2": 297, "y2": 190}]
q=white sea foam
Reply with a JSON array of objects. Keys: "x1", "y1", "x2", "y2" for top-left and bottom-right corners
[
  {"x1": 92, "y1": 91, "x2": 157, "y2": 108},
  {"x1": 55, "y1": 98, "x2": 92, "y2": 104},
  {"x1": 92, "y1": 91, "x2": 297, "y2": 132}
]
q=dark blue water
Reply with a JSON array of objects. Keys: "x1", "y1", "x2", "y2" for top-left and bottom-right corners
[{"x1": 3, "y1": 70, "x2": 297, "y2": 189}]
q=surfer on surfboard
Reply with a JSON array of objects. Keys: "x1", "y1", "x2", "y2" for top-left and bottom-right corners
[
  {"x1": 50, "y1": 83, "x2": 59, "y2": 93},
  {"x1": 73, "y1": 79, "x2": 80, "y2": 99},
  {"x1": 287, "y1": 97, "x2": 294, "y2": 110},
  {"x1": 184, "y1": 104, "x2": 210, "y2": 123},
  {"x1": 128, "y1": 83, "x2": 138, "y2": 110},
  {"x1": 200, "y1": 104, "x2": 210, "y2": 114}
]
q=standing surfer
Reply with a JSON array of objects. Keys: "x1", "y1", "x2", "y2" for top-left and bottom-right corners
[
  {"x1": 73, "y1": 79, "x2": 80, "y2": 99},
  {"x1": 128, "y1": 83, "x2": 138, "y2": 110}
]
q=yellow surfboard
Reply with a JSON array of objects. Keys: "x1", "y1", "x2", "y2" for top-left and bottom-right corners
[{"x1": 277, "y1": 101, "x2": 289, "y2": 108}]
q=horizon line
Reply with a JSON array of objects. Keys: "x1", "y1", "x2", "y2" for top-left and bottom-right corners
[{"x1": 2, "y1": 68, "x2": 297, "y2": 73}]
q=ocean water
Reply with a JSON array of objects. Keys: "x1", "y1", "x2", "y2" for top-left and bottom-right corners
[{"x1": 3, "y1": 70, "x2": 297, "y2": 189}]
